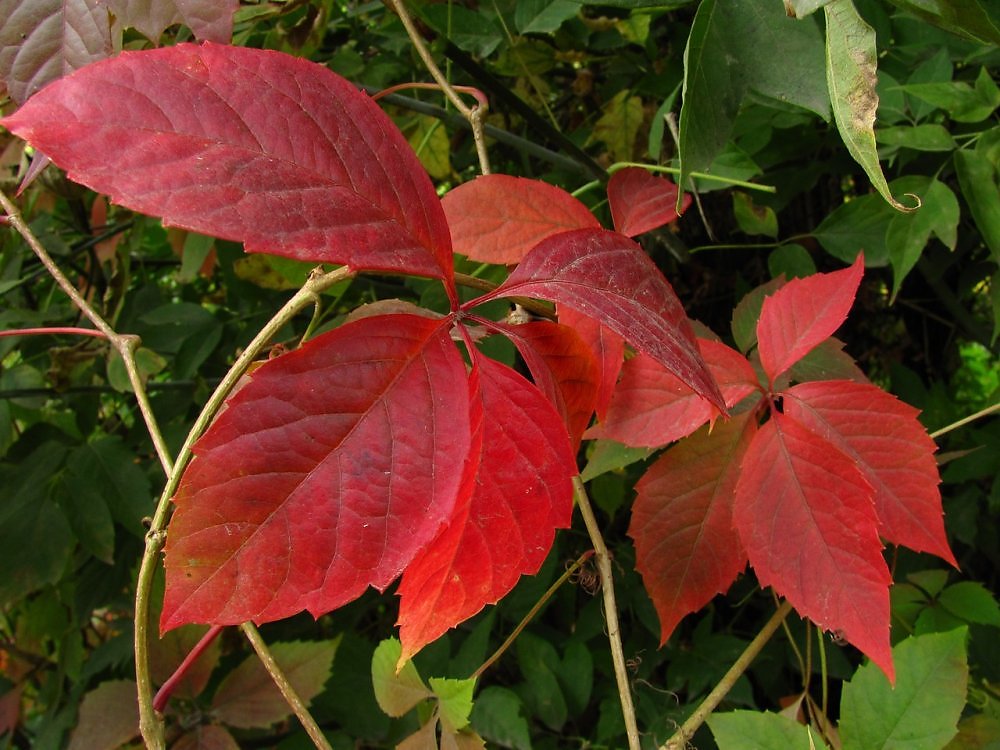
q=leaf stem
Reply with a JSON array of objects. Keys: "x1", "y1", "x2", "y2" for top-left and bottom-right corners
[
  {"x1": 0, "y1": 189, "x2": 174, "y2": 477},
  {"x1": 133, "y1": 267, "x2": 354, "y2": 750},
  {"x1": 571, "y1": 164, "x2": 777, "y2": 198},
  {"x1": 0, "y1": 326, "x2": 108, "y2": 339},
  {"x1": 929, "y1": 401, "x2": 1000, "y2": 439},
  {"x1": 152, "y1": 625, "x2": 224, "y2": 712},
  {"x1": 388, "y1": 0, "x2": 491, "y2": 174},
  {"x1": 661, "y1": 599, "x2": 793, "y2": 750},
  {"x1": 241, "y1": 623, "x2": 333, "y2": 750},
  {"x1": 573, "y1": 476, "x2": 641, "y2": 750},
  {"x1": 471, "y1": 549, "x2": 595, "y2": 680}
]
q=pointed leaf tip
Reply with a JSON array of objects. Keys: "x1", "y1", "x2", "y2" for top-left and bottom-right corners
[{"x1": 607, "y1": 167, "x2": 692, "y2": 237}]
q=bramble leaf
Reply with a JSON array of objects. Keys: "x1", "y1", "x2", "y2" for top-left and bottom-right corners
[
  {"x1": 757, "y1": 253, "x2": 863, "y2": 384},
  {"x1": 397, "y1": 355, "x2": 575, "y2": 661},
  {"x1": 631, "y1": 412, "x2": 756, "y2": 644},
  {"x1": 482, "y1": 228, "x2": 725, "y2": 411},
  {"x1": 783, "y1": 380, "x2": 955, "y2": 566},
  {"x1": 733, "y1": 413, "x2": 894, "y2": 680},
  {"x1": 606, "y1": 167, "x2": 691, "y2": 237},
  {"x1": 161, "y1": 314, "x2": 471, "y2": 630},
  {"x1": 442, "y1": 175, "x2": 599, "y2": 266},
  {"x1": 2, "y1": 43, "x2": 456, "y2": 291},
  {"x1": 586, "y1": 339, "x2": 757, "y2": 448}
]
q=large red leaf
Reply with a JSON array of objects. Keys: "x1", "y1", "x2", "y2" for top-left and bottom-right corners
[
  {"x1": 607, "y1": 167, "x2": 692, "y2": 237},
  {"x1": 396, "y1": 355, "x2": 576, "y2": 661},
  {"x1": 1, "y1": 42, "x2": 455, "y2": 289},
  {"x1": 784, "y1": 380, "x2": 955, "y2": 566},
  {"x1": 0, "y1": 0, "x2": 112, "y2": 104},
  {"x1": 586, "y1": 339, "x2": 758, "y2": 447},
  {"x1": 556, "y1": 305, "x2": 624, "y2": 422},
  {"x1": 494, "y1": 320, "x2": 599, "y2": 448},
  {"x1": 733, "y1": 413, "x2": 894, "y2": 680},
  {"x1": 631, "y1": 411, "x2": 755, "y2": 644},
  {"x1": 104, "y1": 0, "x2": 237, "y2": 44},
  {"x1": 161, "y1": 314, "x2": 471, "y2": 630},
  {"x1": 478, "y1": 228, "x2": 725, "y2": 411},
  {"x1": 442, "y1": 175, "x2": 599, "y2": 265},
  {"x1": 757, "y1": 254, "x2": 864, "y2": 384}
]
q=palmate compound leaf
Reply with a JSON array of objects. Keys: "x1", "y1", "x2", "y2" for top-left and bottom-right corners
[
  {"x1": 442, "y1": 175, "x2": 600, "y2": 265},
  {"x1": 783, "y1": 380, "x2": 955, "y2": 566},
  {"x1": 733, "y1": 412, "x2": 895, "y2": 680},
  {"x1": 757, "y1": 253, "x2": 864, "y2": 384},
  {"x1": 161, "y1": 314, "x2": 471, "y2": 631},
  {"x1": 479, "y1": 228, "x2": 726, "y2": 412},
  {"x1": 606, "y1": 167, "x2": 692, "y2": 238},
  {"x1": 396, "y1": 354, "x2": 576, "y2": 662},
  {"x1": 631, "y1": 411, "x2": 756, "y2": 644},
  {"x1": 1, "y1": 42, "x2": 456, "y2": 293},
  {"x1": 586, "y1": 338, "x2": 759, "y2": 448}
]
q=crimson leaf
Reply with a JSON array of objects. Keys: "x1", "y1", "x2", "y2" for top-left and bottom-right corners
[
  {"x1": 784, "y1": 380, "x2": 955, "y2": 566},
  {"x1": 631, "y1": 411, "x2": 755, "y2": 644},
  {"x1": 1, "y1": 42, "x2": 455, "y2": 291},
  {"x1": 477, "y1": 228, "x2": 725, "y2": 411},
  {"x1": 733, "y1": 412, "x2": 894, "y2": 680},
  {"x1": 607, "y1": 167, "x2": 691, "y2": 237},
  {"x1": 587, "y1": 339, "x2": 758, "y2": 447},
  {"x1": 442, "y1": 175, "x2": 599, "y2": 265},
  {"x1": 757, "y1": 253, "x2": 864, "y2": 384},
  {"x1": 396, "y1": 354, "x2": 576, "y2": 661},
  {"x1": 556, "y1": 305, "x2": 624, "y2": 422},
  {"x1": 161, "y1": 314, "x2": 470, "y2": 630}
]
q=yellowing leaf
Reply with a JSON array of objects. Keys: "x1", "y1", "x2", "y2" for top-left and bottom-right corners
[
  {"x1": 372, "y1": 637, "x2": 431, "y2": 718},
  {"x1": 588, "y1": 91, "x2": 644, "y2": 163},
  {"x1": 407, "y1": 115, "x2": 451, "y2": 181}
]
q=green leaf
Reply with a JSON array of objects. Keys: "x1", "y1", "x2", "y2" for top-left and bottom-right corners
[
  {"x1": 66, "y1": 680, "x2": 139, "y2": 750},
  {"x1": 886, "y1": 178, "x2": 959, "y2": 299},
  {"x1": 679, "y1": 0, "x2": 828, "y2": 205},
  {"x1": 709, "y1": 710, "x2": 817, "y2": 749},
  {"x1": 588, "y1": 90, "x2": 643, "y2": 162},
  {"x1": 515, "y1": 0, "x2": 579, "y2": 34},
  {"x1": 407, "y1": 115, "x2": 451, "y2": 181},
  {"x1": 581, "y1": 440, "x2": 652, "y2": 481},
  {"x1": 56, "y1": 468, "x2": 114, "y2": 564},
  {"x1": 420, "y1": 6, "x2": 504, "y2": 58},
  {"x1": 783, "y1": 0, "x2": 834, "y2": 17},
  {"x1": 944, "y1": 714, "x2": 1000, "y2": 750},
  {"x1": 901, "y1": 68, "x2": 1000, "y2": 123},
  {"x1": 938, "y1": 581, "x2": 1000, "y2": 626},
  {"x1": 470, "y1": 686, "x2": 531, "y2": 750},
  {"x1": 430, "y1": 676, "x2": 477, "y2": 734},
  {"x1": 813, "y1": 192, "x2": 894, "y2": 266},
  {"x1": 372, "y1": 637, "x2": 432, "y2": 718},
  {"x1": 733, "y1": 192, "x2": 778, "y2": 237},
  {"x1": 876, "y1": 123, "x2": 957, "y2": 151},
  {"x1": 768, "y1": 243, "x2": 816, "y2": 279},
  {"x1": 824, "y1": 0, "x2": 917, "y2": 212},
  {"x1": 0, "y1": 442, "x2": 74, "y2": 607},
  {"x1": 212, "y1": 639, "x2": 339, "y2": 729},
  {"x1": 731, "y1": 276, "x2": 785, "y2": 353},
  {"x1": 106, "y1": 346, "x2": 166, "y2": 393},
  {"x1": 954, "y1": 146, "x2": 1000, "y2": 264},
  {"x1": 840, "y1": 629, "x2": 968, "y2": 750},
  {"x1": 557, "y1": 640, "x2": 593, "y2": 715},
  {"x1": 66, "y1": 436, "x2": 153, "y2": 536},
  {"x1": 882, "y1": 0, "x2": 1000, "y2": 46},
  {"x1": 516, "y1": 633, "x2": 568, "y2": 730},
  {"x1": 176, "y1": 231, "x2": 215, "y2": 284}
]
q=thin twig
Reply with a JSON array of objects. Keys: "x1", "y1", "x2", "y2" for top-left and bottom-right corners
[
  {"x1": 241, "y1": 623, "x2": 333, "y2": 750},
  {"x1": 471, "y1": 550, "x2": 595, "y2": 680},
  {"x1": 573, "y1": 477, "x2": 641, "y2": 750},
  {"x1": 1, "y1": 189, "x2": 174, "y2": 477},
  {"x1": 661, "y1": 599, "x2": 794, "y2": 750},
  {"x1": 930, "y1": 401, "x2": 1000, "y2": 439},
  {"x1": 387, "y1": 0, "x2": 491, "y2": 174},
  {"x1": 133, "y1": 268, "x2": 352, "y2": 750}
]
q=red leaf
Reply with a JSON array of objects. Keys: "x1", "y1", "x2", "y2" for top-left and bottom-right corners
[
  {"x1": 495, "y1": 320, "x2": 599, "y2": 448},
  {"x1": 1, "y1": 43, "x2": 455, "y2": 290},
  {"x1": 784, "y1": 380, "x2": 955, "y2": 566},
  {"x1": 607, "y1": 167, "x2": 691, "y2": 237},
  {"x1": 0, "y1": 0, "x2": 112, "y2": 104},
  {"x1": 161, "y1": 314, "x2": 470, "y2": 630},
  {"x1": 396, "y1": 355, "x2": 576, "y2": 661},
  {"x1": 586, "y1": 339, "x2": 758, "y2": 447},
  {"x1": 443, "y1": 175, "x2": 599, "y2": 265},
  {"x1": 556, "y1": 305, "x2": 624, "y2": 421},
  {"x1": 733, "y1": 413, "x2": 894, "y2": 680},
  {"x1": 479, "y1": 228, "x2": 725, "y2": 411},
  {"x1": 631, "y1": 412, "x2": 755, "y2": 644},
  {"x1": 104, "y1": 0, "x2": 237, "y2": 44},
  {"x1": 757, "y1": 254, "x2": 864, "y2": 384}
]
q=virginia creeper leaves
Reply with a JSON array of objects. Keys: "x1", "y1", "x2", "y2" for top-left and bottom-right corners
[
  {"x1": 606, "y1": 167, "x2": 691, "y2": 237},
  {"x1": 1, "y1": 42, "x2": 456, "y2": 290},
  {"x1": 161, "y1": 314, "x2": 471, "y2": 630}
]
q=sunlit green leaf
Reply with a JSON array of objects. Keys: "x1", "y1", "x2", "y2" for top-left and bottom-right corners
[
  {"x1": 372, "y1": 638, "x2": 432, "y2": 718},
  {"x1": 709, "y1": 710, "x2": 817, "y2": 749},
  {"x1": 876, "y1": 123, "x2": 957, "y2": 152},
  {"x1": 430, "y1": 676, "x2": 477, "y2": 733}
]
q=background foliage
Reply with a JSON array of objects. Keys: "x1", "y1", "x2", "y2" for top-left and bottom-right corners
[{"x1": 0, "y1": 0, "x2": 998, "y2": 748}]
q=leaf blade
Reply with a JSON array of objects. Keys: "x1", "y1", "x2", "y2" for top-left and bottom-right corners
[{"x1": 607, "y1": 167, "x2": 691, "y2": 237}]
